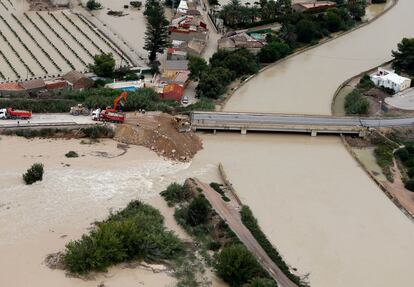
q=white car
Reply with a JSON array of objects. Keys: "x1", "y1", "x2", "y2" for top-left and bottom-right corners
[{"x1": 181, "y1": 95, "x2": 189, "y2": 105}]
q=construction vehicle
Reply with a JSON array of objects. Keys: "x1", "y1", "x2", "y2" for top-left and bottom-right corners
[
  {"x1": 70, "y1": 104, "x2": 89, "y2": 116},
  {"x1": 91, "y1": 91, "x2": 128, "y2": 123},
  {"x1": 92, "y1": 108, "x2": 125, "y2": 123},
  {"x1": 0, "y1": 108, "x2": 32, "y2": 119}
]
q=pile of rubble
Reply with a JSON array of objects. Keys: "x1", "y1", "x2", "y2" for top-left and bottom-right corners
[{"x1": 114, "y1": 112, "x2": 202, "y2": 162}]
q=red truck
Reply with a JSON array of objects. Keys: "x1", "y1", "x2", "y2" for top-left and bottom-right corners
[
  {"x1": 92, "y1": 108, "x2": 125, "y2": 123},
  {"x1": 0, "y1": 108, "x2": 32, "y2": 119}
]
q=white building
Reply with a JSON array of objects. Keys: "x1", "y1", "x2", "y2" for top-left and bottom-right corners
[{"x1": 370, "y1": 68, "x2": 411, "y2": 93}]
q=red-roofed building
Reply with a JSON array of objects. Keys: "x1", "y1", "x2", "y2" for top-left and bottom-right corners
[
  {"x1": 0, "y1": 82, "x2": 27, "y2": 97},
  {"x1": 292, "y1": 1, "x2": 336, "y2": 13},
  {"x1": 161, "y1": 83, "x2": 184, "y2": 102}
]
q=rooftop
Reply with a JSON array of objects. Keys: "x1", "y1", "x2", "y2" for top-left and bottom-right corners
[{"x1": 0, "y1": 82, "x2": 24, "y2": 91}]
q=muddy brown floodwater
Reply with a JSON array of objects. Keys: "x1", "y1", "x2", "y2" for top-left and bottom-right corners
[
  {"x1": 0, "y1": 136, "x2": 226, "y2": 287},
  {"x1": 224, "y1": 0, "x2": 414, "y2": 115}
]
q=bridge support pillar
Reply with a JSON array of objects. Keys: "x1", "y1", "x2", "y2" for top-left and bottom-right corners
[
  {"x1": 311, "y1": 130, "x2": 317, "y2": 137},
  {"x1": 213, "y1": 129, "x2": 216, "y2": 135},
  {"x1": 241, "y1": 128, "x2": 247, "y2": 135}
]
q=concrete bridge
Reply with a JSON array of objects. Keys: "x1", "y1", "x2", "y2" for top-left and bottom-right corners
[{"x1": 190, "y1": 112, "x2": 414, "y2": 136}]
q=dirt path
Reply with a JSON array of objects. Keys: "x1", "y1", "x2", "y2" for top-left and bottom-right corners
[{"x1": 193, "y1": 178, "x2": 298, "y2": 287}]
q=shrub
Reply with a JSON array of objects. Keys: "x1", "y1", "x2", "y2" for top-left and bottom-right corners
[
  {"x1": 186, "y1": 196, "x2": 211, "y2": 226},
  {"x1": 23, "y1": 163, "x2": 44, "y2": 185},
  {"x1": 395, "y1": 148, "x2": 409, "y2": 162},
  {"x1": 407, "y1": 167, "x2": 414, "y2": 178},
  {"x1": 240, "y1": 205, "x2": 306, "y2": 286},
  {"x1": 405, "y1": 179, "x2": 414, "y2": 192},
  {"x1": 160, "y1": 183, "x2": 192, "y2": 207},
  {"x1": 215, "y1": 244, "x2": 264, "y2": 287},
  {"x1": 86, "y1": 0, "x2": 102, "y2": 10},
  {"x1": 357, "y1": 74, "x2": 375, "y2": 91},
  {"x1": 65, "y1": 151, "x2": 79, "y2": 158},
  {"x1": 210, "y1": 182, "x2": 225, "y2": 196},
  {"x1": 344, "y1": 90, "x2": 369, "y2": 115},
  {"x1": 207, "y1": 240, "x2": 221, "y2": 251},
  {"x1": 258, "y1": 41, "x2": 292, "y2": 63},
  {"x1": 63, "y1": 200, "x2": 184, "y2": 274}
]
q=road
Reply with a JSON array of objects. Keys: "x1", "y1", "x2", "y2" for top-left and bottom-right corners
[
  {"x1": 193, "y1": 178, "x2": 299, "y2": 287},
  {"x1": 0, "y1": 114, "x2": 94, "y2": 127},
  {"x1": 191, "y1": 111, "x2": 414, "y2": 128}
]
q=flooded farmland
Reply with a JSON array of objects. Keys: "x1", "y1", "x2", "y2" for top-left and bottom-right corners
[{"x1": 0, "y1": 2, "x2": 131, "y2": 82}]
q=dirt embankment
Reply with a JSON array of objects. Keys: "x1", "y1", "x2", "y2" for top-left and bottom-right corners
[{"x1": 114, "y1": 112, "x2": 202, "y2": 162}]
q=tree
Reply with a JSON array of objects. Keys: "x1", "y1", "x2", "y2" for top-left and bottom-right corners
[
  {"x1": 23, "y1": 163, "x2": 44, "y2": 185},
  {"x1": 347, "y1": 0, "x2": 367, "y2": 20},
  {"x1": 86, "y1": 0, "x2": 102, "y2": 10},
  {"x1": 88, "y1": 53, "x2": 115, "y2": 77},
  {"x1": 392, "y1": 38, "x2": 414, "y2": 76},
  {"x1": 324, "y1": 10, "x2": 345, "y2": 32},
  {"x1": 295, "y1": 19, "x2": 319, "y2": 43},
  {"x1": 405, "y1": 179, "x2": 414, "y2": 192},
  {"x1": 196, "y1": 67, "x2": 233, "y2": 99},
  {"x1": 258, "y1": 41, "x2": 291, "y2": 63},
  {"x1": 215, "y1": 244, "x2": 263, "y2": 286},
  {"x1": 344, "y1": 90, "x2": 369, "y2": 115},
  {"x1": 188, "y1": 56, "x2": 208, "y2": 81},
  {"x1": 243, "y1": 277, "x2": 276, "y2": 287},
  {"x1": 144, "y1": 0, "x2": 169, "y2": 62},
  {"x1": 210, "y1": 49, "x2": 259, "y2": 79},
  {"x1": 186, "y1": 196, "x2": 211, "y2": 226}
]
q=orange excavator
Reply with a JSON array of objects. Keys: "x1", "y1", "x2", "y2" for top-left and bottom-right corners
[
  {"x1": 92, "y1": 91, "x2": 128, "y2": 123},
  {"x1": 106, "y1": 91, "x2": 128, "y2": 113}
]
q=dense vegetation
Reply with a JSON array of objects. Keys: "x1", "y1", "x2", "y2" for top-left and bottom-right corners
[
  {"x1": 240, "y1": 206, "x2": 307, "y2": 286},
  {"x1": 1, "y1": 87, "x2": 213, "y2": 113},
  {"x1": 161, "y1": 182, "x2": 277, "y2": 287},
  {"x1": 371, "y1": 134, "x2": 399, "y2": 182},
  {"x1": 23, "y1": 163, "x2": 44, "y2": 185},
  {"x1": 392, "y1": 38, "x2": 414, "y2": 76},
  {"x1": 194, "y1": 49, "x2": 259, "y2": 99},
  {"x1": 63, "y1": 200, "x2": 184, "y2": 274},
  {"x1": 215, "y1": 244, "x2": 271, "y2": 287},
  {"x1": 395, "y1": 142, "x2": 414, "y2": 191},
  {"x1": 219, "y1": 0, "x2": 366, "y2": 38}
]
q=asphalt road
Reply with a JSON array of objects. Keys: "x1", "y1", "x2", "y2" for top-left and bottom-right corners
[
  {"x1": 191, "y1": 112, "x2": 414, "y2": 128},
  {"x1": 193, "y1": 178, "x2": 299, "y2": 287}
]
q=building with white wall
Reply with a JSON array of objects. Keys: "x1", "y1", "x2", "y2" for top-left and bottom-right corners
[{"x1": 370, "y1": 68, "x2": 411, "y2": 93}]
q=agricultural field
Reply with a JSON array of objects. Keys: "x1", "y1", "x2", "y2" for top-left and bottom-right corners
[{"x1": 0, "y1": 1, "x2": 133, "y2": 82}]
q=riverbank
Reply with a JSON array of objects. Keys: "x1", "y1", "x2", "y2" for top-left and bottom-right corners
[{"x1": 223, "y1": 0, "x2": 414, "y2": 115}]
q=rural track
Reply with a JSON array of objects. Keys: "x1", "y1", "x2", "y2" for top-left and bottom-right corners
[{"x1": 193, "y1": 178, "x2": 299, "y2": 287}]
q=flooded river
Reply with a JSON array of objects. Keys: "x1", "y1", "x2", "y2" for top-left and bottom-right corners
[{"x1": 224, "y1": 0, "x2": 414, "y2": 115}]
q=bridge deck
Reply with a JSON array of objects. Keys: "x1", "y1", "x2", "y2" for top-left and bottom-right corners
[{"x1": 190, "y1": 112, "x2": 414, "y2": 136}]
